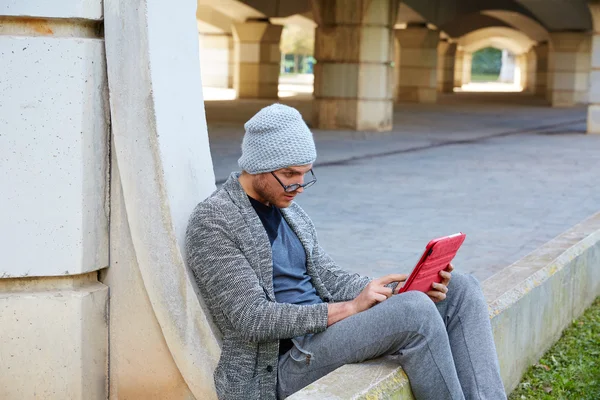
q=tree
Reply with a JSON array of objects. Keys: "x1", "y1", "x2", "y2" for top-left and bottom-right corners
[
  {"x1": 472, "y1": 47, "x2": 502, "y2": 75},
  {"x1": 280, "y1": 25, "x2": 314, "y2": 73}
]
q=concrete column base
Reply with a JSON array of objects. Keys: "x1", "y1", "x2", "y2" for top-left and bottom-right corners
[
  {"x1": 0, "y1": 273, "x2": 108, "y2": 400},
  {"x1": 313, "y1": 98, "x2": 392, "y2": 131},
  {"x1": 534, "y1": 42, "x2": 549, "y2": 97},
  {"x1": 232, "y1": 22, "x2": 282, "y2": 99},
  {"x1": 199, "y1": 33, "x2": 233, "y2": 88},
  {"x1": 396, "y1": 87, "x2": 437, "y2": 103},
  {"x1": 588, "y1": 5, "x2": 600, "y2": 133},
  {"x1": 516, "y1": 53, "x2": 527, "y2": 90},
  {"x1": 461, "y1": 52, "x2": 472, "y2": 86},
  {"x1": 454, "y1": 49, "x2": 465, "y2": 88},
  {"x1": 437, "y1": 41, "x2": 457, "y2": 93},
  {"x1": 395, "y1": 25, "x2": 439, "y2": 103},
  {"x1": 548, "y1": 32, "x2": 591, "y2": 107},
  {"x1": 587, "y1": 105, "x2": 600, "y2": 134},
  {"x1": 526, "y1": 48, "x2": 537, "y2": 93}
]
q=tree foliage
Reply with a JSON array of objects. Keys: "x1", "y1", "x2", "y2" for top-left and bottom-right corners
[
  {"x1": 280, "y1": 25, "x2": 314, "y2": 55},
  {"x1": 472, "y1": 47, "x2": 502, "y2": 75}
]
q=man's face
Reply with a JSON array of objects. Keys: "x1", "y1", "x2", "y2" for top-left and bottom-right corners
[{"x1": 251, "y1": 164, "x2": 313, "y2": 208}]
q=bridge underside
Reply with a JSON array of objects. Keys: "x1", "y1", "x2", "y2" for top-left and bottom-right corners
[{"x1": 197, "y1": 0, "x2": 600, "y2": 133}]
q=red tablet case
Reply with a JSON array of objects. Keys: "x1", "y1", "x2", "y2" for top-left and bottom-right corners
[{"x1": 398, "y1": 233, "x2": 466, "y2": 293}]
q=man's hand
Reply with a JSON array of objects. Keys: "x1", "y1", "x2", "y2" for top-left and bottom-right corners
[
  {"x1": 426, "y1": 263, "x2": 453, "y2": 303},
  {"x1": 327, "y1": 274, "x2": 407, "y2": 326},
  {"x1": 351, "y1": 274, "x2": 408, "y2": 314}
]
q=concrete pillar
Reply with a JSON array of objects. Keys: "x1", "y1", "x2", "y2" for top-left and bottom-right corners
[
  {"x1": 461, "y1": 51, "x2": 472, "y2": 85},
  {"x1": 499, "y1": 49, "x2": 516, "y2": 83},
  {"x1": 199, "y1": 33, "x2": 234, "y2": 88},
  {"x1": 454, "y1": 48, "x2": 465, "y2": 88},
  {"x1": 534, "y1": 42, "x2": 549, "y2": 97},
  {"x1": 437, "y1": 40, "x2": 457, "y2": 93},
  {"x1": 516, "y1": 53, "x2": 527, "y2": 90},
  {"x1": 232, "y1": 21, "x2": 283, "y2": 99},
  {"x1": 547, "y1": 32, "x2": 592, "y2": 107},
  {"x1": 395, "y1": 24, "x2": 439, "y2": 103},
  {"x1": 312, "y1": 0, "x2": 398, "y2": 131},
  {"x1": 525, "y1": 47, "x2": 537, "y2": 93},
  {"x1": 587, "y1": 2, "x2": 600, "y2": 133}
]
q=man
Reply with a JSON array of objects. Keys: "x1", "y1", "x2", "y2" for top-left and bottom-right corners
[{"x1": 186, "y1": 104, "x2": 506, "y2": 400}]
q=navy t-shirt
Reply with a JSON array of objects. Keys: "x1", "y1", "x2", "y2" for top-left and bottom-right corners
[{"x1": 248, "y1": 196, "x2": 322, "y2": 306}]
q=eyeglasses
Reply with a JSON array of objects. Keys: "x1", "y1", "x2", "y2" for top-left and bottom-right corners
[{"x1": 271, "y1": 169, "x2": 317, "y2": 193}]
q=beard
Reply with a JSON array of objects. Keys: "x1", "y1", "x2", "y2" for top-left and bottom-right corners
[{"x1": 251, "y1": 174, "x2": 279, "y2": 206}]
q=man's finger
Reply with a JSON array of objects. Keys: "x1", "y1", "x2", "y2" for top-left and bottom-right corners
[
  {"x1": 377, "y1": 274, "x2": 409, "y2": 285},
  {"x1": 393, "y1": 281, "x2": 406, "y2": 295},
  {"x1": 426, "y1": 290, "x2": 446, "y2": 303},
  {"x1": 373, "y1": 293, "x2": 388, "y2": 303},
  {"x1": 376, "y1": 287, "x2": 393, "y2": 298},
  {"x1": 439, "y1": 270, "x2": 452, "y2": 285},
  {"x1": 445, "y1": 263, "x2": 454, "y2": 273},
  {"x1": 432, "y1": 282, "x2": 448, "y2": 293}
]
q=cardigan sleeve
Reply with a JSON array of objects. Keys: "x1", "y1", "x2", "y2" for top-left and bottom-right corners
[{"x1": 186, "y1": 204, "x2": 329, "y2": 342}]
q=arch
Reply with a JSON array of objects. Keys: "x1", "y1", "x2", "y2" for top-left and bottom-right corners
[
  {"x1": 459, "y1": 27, "x2": 535, "y2": 55},
  {"x1": 465, "y1": 38, "x2": 524, "y2": 56},
  {"x1": 402, "y1": 0, "x2": 543, "y2": 30},
  {"x1": 441, "y1": 13, "x2": 513, "y2": 38},
  {"x1": 481, "y1": 10, "x2": 549, "y2": 42}
]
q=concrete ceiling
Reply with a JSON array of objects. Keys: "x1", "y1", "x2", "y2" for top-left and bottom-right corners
[
  {"x1": 397, "y1": 0, "x2": 592, "y2": 32},
  {"x1": 196, "y1": 5, "x2": 238, "y2": 34},
  {"x1": 197, "y1": 0, "x2": 264, "y2": 23},
  {"x1": 440, "y1": 14, "x2": 513, "y2": 38},
  {"x1": 271, "y1": 13, "x2": 316, "y2": 30},
  {"x1": 401, "y1": 0, "x2": 544, "y2": 30},
  {"x1": 241, "y1": 0, "x2": 312, "y2": 18},
  {"x1": 396, "y1": 3, "x2": 427, "y2": 24},
  {"x1": 481, "y1": 10, "x2": 549, "y2": 42},
  {"x1": 198, "y1": 0, "x2": 591, "y2": 39},
  {"x1": 513, "y1": 0, "x2": 592, "y2": 31}
]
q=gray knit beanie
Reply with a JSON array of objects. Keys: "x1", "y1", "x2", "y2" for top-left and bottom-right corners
[{"x1": 238, "y1": 104, "x2": 317, "y2": 174}]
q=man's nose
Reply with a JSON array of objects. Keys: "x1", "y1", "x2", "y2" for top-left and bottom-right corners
[{"x1": 295, "y1": 186, "x2": 304, "y2": 194}]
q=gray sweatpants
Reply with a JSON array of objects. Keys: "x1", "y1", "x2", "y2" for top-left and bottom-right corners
[{"x1": 277, "y1": 273, "x2": 506, "y2": 400}]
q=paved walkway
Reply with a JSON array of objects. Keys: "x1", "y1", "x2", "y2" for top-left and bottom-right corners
[{"x1": 204, "y1": 92, "x2": 600, "y2": 281}]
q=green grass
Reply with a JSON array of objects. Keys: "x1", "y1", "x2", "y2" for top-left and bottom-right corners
[
  {"x1": 509, "y1": 297, "x2": 600, "y2": 400},
  {"x1": 470, "y1": 73, "x2": 500, "y2": 82}
]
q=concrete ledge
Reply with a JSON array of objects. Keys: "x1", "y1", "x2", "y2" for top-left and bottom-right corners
[{"x1": 291, "y1": 212, "x2": 600, "y2": 399}]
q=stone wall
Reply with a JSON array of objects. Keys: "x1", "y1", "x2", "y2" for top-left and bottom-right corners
[{"x1": 0, "y1": 2, "x2": 109, "y2": 398}]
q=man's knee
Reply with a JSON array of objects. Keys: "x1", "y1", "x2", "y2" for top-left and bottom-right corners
[
  {"x1": 388, "y1": 291, "x2": 445, "y2": 333},
  {"x1": 449, "y1": 272, "x2": 483, "y2": 297}
]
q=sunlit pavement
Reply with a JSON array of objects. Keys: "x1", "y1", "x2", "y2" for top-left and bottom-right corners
[{"x1": 458, "y1": 81, "x2": 522, "y2": 92}]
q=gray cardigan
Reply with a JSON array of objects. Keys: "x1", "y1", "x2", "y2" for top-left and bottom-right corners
[{"x1": 186, "y1": 172, "x2": 370, "y2": 400}]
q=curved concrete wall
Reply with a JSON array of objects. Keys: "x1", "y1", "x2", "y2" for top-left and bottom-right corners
[{"x1": 104, "y1": 0, "x2": 220, "y2": 398}]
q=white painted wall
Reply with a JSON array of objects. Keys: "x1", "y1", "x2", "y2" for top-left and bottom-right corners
[{"x1": 0, "y1": 36, "x2": 109, "y2": 278}]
